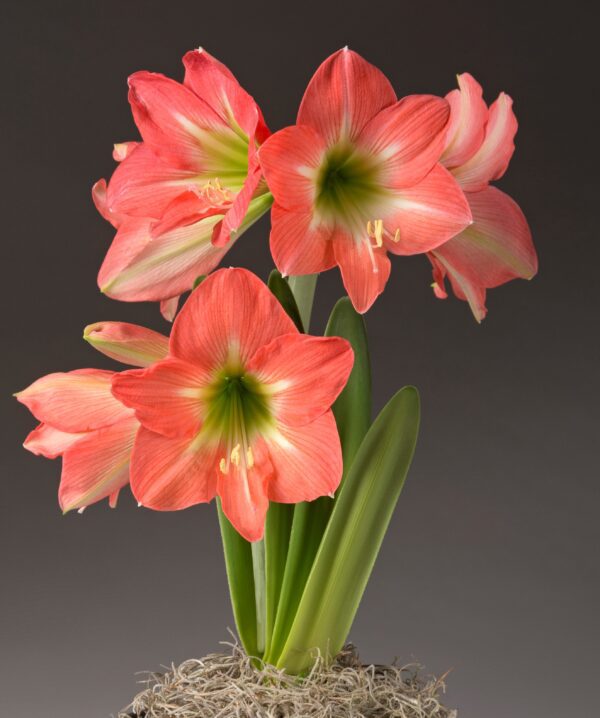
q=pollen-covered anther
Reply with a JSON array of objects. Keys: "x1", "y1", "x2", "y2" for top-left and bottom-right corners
[
  {"x1": 219, "y1": 457, "x2": 228, "y2": 475},
  {"x1": 200, "y1": 178, "x2": 233, "y2": 205},
  {"x1": 230, "y1": 443, "x2": 242, "y2": 468},
  {"x1": 367, "y1": 219, "x2": 384, "y2": 248}
]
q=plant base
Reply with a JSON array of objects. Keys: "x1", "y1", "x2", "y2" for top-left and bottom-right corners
[{"x1": 119, "y1": 642, "x2": 456, "y2": 718}]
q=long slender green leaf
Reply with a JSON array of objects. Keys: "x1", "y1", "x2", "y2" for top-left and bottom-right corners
[
  {"x1": 264, "y1": 502, "x2": 294, "y2": 658},
  {"x1": 267, "y1": 270, "x2": 305, "y2": 332},
  {"x1": 275, "y1": 386, "x2": 420, "y2": 674},
  {"x1": 325, "y1": 297, "x2": 372, "y2": 476},
  {"x1": 288, "y1": 274, "x2": 318, "y2": 332},
  {"x1": 216, "y1": 499, "x2": 258, "y2": 657}
]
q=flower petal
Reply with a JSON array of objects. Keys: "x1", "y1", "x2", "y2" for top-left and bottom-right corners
[
  {"x1": 130, "y1": 427, "x2": 219, "y2": 510},
  {"x1": 217, "y1": 448, "x2": 272, "y2": 542},
  {"x1": 264, "y1": 410, "x2": 342, "y2": 503},
  {"x1": 24, "y1": 423, "x2": 86, "y2": 459},
  {"x1": 298, "y1": 48, "x2": 397, "y2": 144},
  {"x1": 98, "y1": 213, "x2": 228, "y2": 303},
  {"x1": 269, "y1": 204, "x2": 335, "y2": 277},
  {"x1": 441, "y1": 73, "x2": 488, "y2": 168},
  {"x1": 16, "y1": 369, "x2": 133, "y2": 433},
  {"x1": 383, "y1": 164, "x2": 472, "y2": 255},
  {"x1": 83, "y1": 321, "x2": 169, "y2": 367},
  {"x1": 258, "y1": 125, "x2": 326, "y2": 212},
  {"x1": 359, "y1": 95, "x2": 450, "y2": 187},
  {"x1": 247, "y1": 334, "x2": 353, "y2": 426},
  {"x1": 111, "y1": 359, "x2": 211, "y2": 439},
  {"x1": 429, "y1": 186, "x2": 537, "y2": 321},
  {"x1": 59, "y1": 416, "x2": 138, "y2": 512},
  {"x1": 452, "y1": 92, "x2": 517, "y2": 190},
  {"x1": 106, "y1": 144, "x2": 196, "y2": 220},
  {"x1": 128, "y1": 71, "x2": 224, "y2": 169},
  {"x1": 170, "y1": 267, "x2": 297, "y2": 368},
  {"x1": 211, "y1": 160, "x2": 263, "y2": 247},
  {"x1": 332, "y1": 230, "x2": 391, "y2": 314},
  {"x1": 160, "y1": 295, "x2": 180, "y2": 322},
  {"x1": 92, "y1": 179, "x2": 122, "y2": 228},
  {"x1": 112, "y1": 141, "x2": 139, "y2": 162}
]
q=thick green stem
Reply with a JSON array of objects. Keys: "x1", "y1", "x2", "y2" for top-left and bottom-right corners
[
  {"x1": 251, "y1": 538, "x2": 266, "y2": 655},
  {"x1": 288, "y1": 274, "x2": 318, "y2": 332}
]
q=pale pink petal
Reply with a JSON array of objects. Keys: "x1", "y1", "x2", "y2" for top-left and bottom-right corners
[
  {"x1": 111, "y1": 359, "x2": 211, "y2": 439},
  {"x1": 92, "y1": 179, "x2": 122, "y2": 228},
  {"x1": 24, "y1": 423, "x2": 86, "y2": 459},
  {"x1": 106, "y1": 144, "x2": 196, "y2": 220},
  {"x1": 452, "y1": 93, "x2": 517, "y2": 190},
  {"x1": 298, "y1": 48, "x2": 397, "y2": 144},
  {"x1": 429, "y1": 186, "x2": 537, "y2": 321},
  {"x1": 108, "y1": 489, "x2": 121, "y2": 508},
  {"x1": 258, "y1": 125, "x2": 326, "y2": 212},
  {"x1": 83, "y1": 322, "x2": 169, "y2": 367},
  {"x1": 217, "y1": 451, "x2": 272, "y2": 542},
  {"x1": 59, "y1": 416, "x2": 138, "y2": 512},
  {"x1": 441, "y1": 73, "x2": 488, "y2": 168},
  {"x1": 160, "y1": 295, "x2": 180, "y2": 322},
  {"x1": 269, "y1": 204, "x2": 335, "y2": 277},
  {"x1": 359, "y1": 95, "x2": 450, "y2": 187},
  {"x1": 247, "y1": 334, "x2": 353, "y2": 426},
  {"x1": 170, "y1": 267, "x2": 297, "y2": 368},
  {"x1": 332, "y1": 230, "x2": 391, "y2": 314},
  {"x1": 98, "y1": 213, "x2": 229, "y2": 303},
  {"x1": 427, "y1": 252, "x2": 488, "y2": 322},
  {"x1": 128, "y1": 71, "x2": 224, "y2": 169},
  {"x1": 16, "y1": 369, "x2": 133, "y2": 433},
  {"x1": 112, "y1": 141, "x2": 139, "y2": 162},
  {"x1": 264, "y1": 410, "x2": 342, "y2": 503},
  {"x1": 383, "y1": 164, "x2": 472, "y2": 255},
  {"x1": 130, "y1": 427, "x2": 219, "y2": 510}
]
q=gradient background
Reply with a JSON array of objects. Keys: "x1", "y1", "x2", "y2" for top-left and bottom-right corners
[{"x1": 2, "y1": 1, "x2": 597, "y2": 716}]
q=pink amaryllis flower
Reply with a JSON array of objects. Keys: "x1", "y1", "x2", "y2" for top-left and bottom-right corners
[
  {"x1": 111, "y1": 268, "x2": 354, "y2": 542},
  {"x1": 258, "y1": 48, "x2": 472, "y2": 313},
  {"x1": 16, "y1": 323, "x2": 169, "y2": 511},
  {"x1": 93, "y1": 49, "x2": 272, "y2": 312},
  {"x1": 428, "y1": 73, "x2": 538, "y2": 321}
]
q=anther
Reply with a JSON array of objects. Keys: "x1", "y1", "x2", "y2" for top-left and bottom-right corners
[
  {"x1": 219, "y1": 457, "x2": 229, "y2": 475},
  {"x1": 246, "y1": 446, "x2": 254, "y2": 468},
  {"x1": 367, "y1": 219, "x2": 384, "y2": 248},
  {"x1": 230, "y1": 443, "x2": 241, "y2": 468}
]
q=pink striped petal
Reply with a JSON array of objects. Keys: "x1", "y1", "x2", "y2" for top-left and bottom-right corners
[
  {"x1": 264, "y1": 410, "x2": 342, "y2": 503},
  {"x1": 429, "y1": 186, "x2": 537, "y2": 321},
  {"x1": 170, "y1": 268, "x2": 297, "y2": 369},
  {"x1": 247, "y1": 334, "x2": 353, "y2": 426},
  {"x1": 16, "y1": 369, "x2": 133, "y2": 433},
  {"x1": 383, "y1": 164, "x2": 472, "y2": 255},
  {"x1": 217, "y1": 445, "x2": 272, "y2": 542},
  {"x1": 452, "y1": 93, "x2": 517, "y2": 190},
  {"x1": 333, "y1": 230, "x2": 391, "y2": 314},
  {"x1": 298, "y1": 48, "x2": 397, "y2": 144},
  {"x1": 106, "y1": 144, "x2": 196, "y2": 220},
  {"x1": 359, "y1": 95, "x2": 450, "y2": 187},
  {"x1": 269, "y1": 204, "x2": 335, "y2": 277},
  {"x1": 442, "y1": 73, "x2": 488, "y2": 168},
  {"x1": 128, "y1": 71, "x2": 224, "y2": 169},
  {"x1": 130, "y1": 428, "x2": 219, "y2": 510},
  {"x1": 111, "y1": 359, "x2": 211, "y2": 439},
  {"x1": 259, "y1": 125, "x2": 326, "y2": 212},
  {"x1": 83, "y1": 322, "x2": 169, "y2": 367},
  {"x1": 24, "y1": 423, "x2": 86, "y2": 459},
  {"x1": 59, "y1": 416, "x2": 138, "y2": 512},
  {"x1": 160, "y1": 295, "x2": 180, "y2": 322},
  {"x1": 98, "y1": 213, "x2": 228, "y2": 303}
]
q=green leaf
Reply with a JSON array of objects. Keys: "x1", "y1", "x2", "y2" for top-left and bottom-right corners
[
  {"x1": 216, "y1": 499, "x2": 259, "y2": 658},
  {"x1": 325, "y1": 297, "x2": 372, "y2": 477},
  {"x1": 267, "y1": 270, "x2": 305, "y2": 332},
  {"x1": 192, "y1": 274, "x2": 207, "y2": 289},
  {"x1": 275, "y1": 386, "x2": 421, "y2": 674},
  {"x1": 263, "y1": 502, "x2": 294, "y2": 658}
]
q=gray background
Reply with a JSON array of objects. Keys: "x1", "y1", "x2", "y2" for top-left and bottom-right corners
[{"x1": 2, "y1": 1, "x2": 598, "y2": 716}]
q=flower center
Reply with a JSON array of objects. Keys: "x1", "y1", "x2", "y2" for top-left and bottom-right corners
[
  {"x1": 202, "y1": 367, "x2": 274, "y2": 475},
  {"x1": 315, "y1": 142, "x2": 383, "y2": 227}
]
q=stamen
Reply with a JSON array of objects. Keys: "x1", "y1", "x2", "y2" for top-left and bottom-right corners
[
  {"x1": 392, "y1": 228, "x2": 400, "y2": 243},
  {"x1": 219, "y1": 457, "x2": 229, "y2": 475},
  {"x1": 246, "y1": 446, "x2": 254, "y2": 468},
  {"x1": 230, "y1": 443, "x2": 241, "y2": 468},
  {"x1": 367, "y1": 219, "x2": 384, "y2": 248},
  {"x1": 200, "y1": 178, "x2": 233, "y2": 205}
]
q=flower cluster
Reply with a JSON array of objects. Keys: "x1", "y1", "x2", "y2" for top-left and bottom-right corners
[{"x1": 17, "y1": 47, "x2": 537, "y2": 542}]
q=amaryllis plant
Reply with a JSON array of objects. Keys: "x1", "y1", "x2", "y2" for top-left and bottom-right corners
[{"x1": 16, "y1": 47, "x2": 537, "y2": 674}]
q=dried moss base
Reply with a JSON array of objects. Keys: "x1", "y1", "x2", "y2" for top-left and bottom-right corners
[{"x1": 119, "y1": 643, "x2": 456, "y2": 718}]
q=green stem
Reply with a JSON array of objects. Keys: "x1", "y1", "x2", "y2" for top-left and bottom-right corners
[
  {"x1": 251, "y1": 538, "x2": 266, "y2": 655},
  {"x1": 288, "y1": 274, "x2": 318, "y2": 332}
]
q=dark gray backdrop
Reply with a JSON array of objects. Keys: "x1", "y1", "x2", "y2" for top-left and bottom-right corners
[{"x1": 2, "y1": 1, "x2": 597, "y2": 716}]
